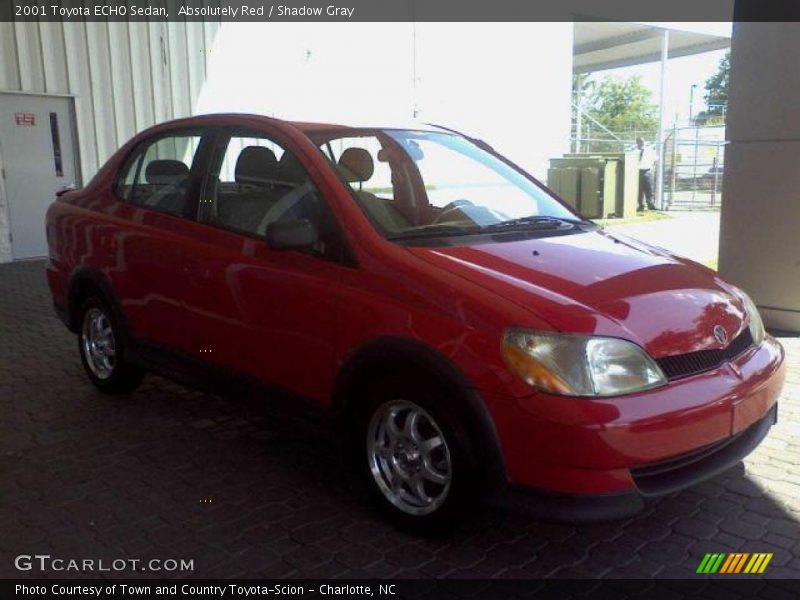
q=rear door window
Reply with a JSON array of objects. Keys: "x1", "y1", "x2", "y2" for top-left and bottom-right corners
[
  {"x1": 205, "y1": 134, "x2": 316, "y2": 237},
  {"x1": 201, "y1": 130, "x2": 349, "y2": 263}
]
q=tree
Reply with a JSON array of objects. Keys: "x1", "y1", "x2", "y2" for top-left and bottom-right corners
[
  {"x1": 694, "y1": 51, "x2": 729, "y2": 125},
  {"x1": 573, "y1": 74, "x2": 658, "y2": 151}
]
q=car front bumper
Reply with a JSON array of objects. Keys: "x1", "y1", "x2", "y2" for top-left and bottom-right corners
[
  {"x1": 483, "y1": 335, "x2": 785, "y2": 510},
  {"x1": 489, "y1": 403, "x2": 777, "y2": 522}
]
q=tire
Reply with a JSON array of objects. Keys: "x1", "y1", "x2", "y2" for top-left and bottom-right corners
[
  {"x1": 356, "y1": 377, "x2": 479, "y2": 534},
  {"x1": 77, "y1": 296, "x2": 145, "y2": 394}
]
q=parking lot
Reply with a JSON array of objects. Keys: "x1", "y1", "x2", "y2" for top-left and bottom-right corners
[{"x1": 2, "y1": 259, "x2": 800, "y2": 579}]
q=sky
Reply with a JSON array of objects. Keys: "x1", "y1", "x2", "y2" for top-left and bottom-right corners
[{"x1": 589, "y1": 23, "x2": 732, "y2": 127}]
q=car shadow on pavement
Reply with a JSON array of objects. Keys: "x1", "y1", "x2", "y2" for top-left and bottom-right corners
[{"x1": 9, "y1": 371, "x2": 799, "y2": 580}]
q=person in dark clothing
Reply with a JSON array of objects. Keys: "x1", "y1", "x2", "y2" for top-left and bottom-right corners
[{"x1": 637, "y1": 137, "x2": 657, "y2": 211}]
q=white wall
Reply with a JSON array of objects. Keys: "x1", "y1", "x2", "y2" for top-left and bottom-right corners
[
  {"x1": 719, "y1": 23, "x2": 800, "y2": 332},
  {"x1": 0, "y1": 20, "x2": 218, "y2": 262},
  {"x1": 0, "y1": 20, "x2": 219, "y2": 178},
  {"x1": 196, "y1": 22, "x2": 573, "y2": 179},
  {"x1": 196, "y1": 23, "x2": 416, "y2": 124}
]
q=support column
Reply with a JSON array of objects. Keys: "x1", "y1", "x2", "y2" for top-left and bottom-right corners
[
  {"x1": 655, "y1": 29, "x2": 669, "y2": 210},
  {"x1": 719, "y1": 23, "x2": 800, "y2": 332}
]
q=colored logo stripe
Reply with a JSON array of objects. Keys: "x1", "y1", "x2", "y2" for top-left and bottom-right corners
[
  {"x1": 697, "y1": 553, "x2": 725, "y2": 573},
  {"x1": 721, "y1": 553, "x2": 748, "y2": 573},
  {"x1": 697, "y1": 553, "x2": 773, "y2": 574},
  {"x1": 745, "y1": 553, "x2": 773, "y2": 574}
]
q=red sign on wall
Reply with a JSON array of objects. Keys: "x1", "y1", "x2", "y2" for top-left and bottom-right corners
[{"x1": 14, "y1": 112, "x2": 35, "y2": 126}]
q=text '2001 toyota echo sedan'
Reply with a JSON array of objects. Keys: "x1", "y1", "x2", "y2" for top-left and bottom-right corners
[{"x1": 45, "y1": 114, "x2": 785, "y2": 532}]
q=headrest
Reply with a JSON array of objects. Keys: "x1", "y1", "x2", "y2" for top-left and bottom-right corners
[
  {"x1": 235, "y1": 146, "x2": 278, "y2": 185},
  {"x1": 278, "y1": 152, "x2": 307, "y2": 184},
  {"x1": 338, "y1": 148, "x2": 374, "y2": 183},
  {"x1": 145, "y1": 160, "x2": 189, "y2": 185}
]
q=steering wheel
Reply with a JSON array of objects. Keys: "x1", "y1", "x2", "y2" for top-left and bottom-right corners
[{"x1": 433, "y1": 198, "x2": 475, "y2": 224}]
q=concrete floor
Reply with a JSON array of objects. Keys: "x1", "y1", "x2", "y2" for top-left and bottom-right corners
[
  {"x1": 605, "y1": 210, "x2": 721, "y2": 265},
  {"x1": 2, "y1": 260, "x2": 799, "y2": 579}
]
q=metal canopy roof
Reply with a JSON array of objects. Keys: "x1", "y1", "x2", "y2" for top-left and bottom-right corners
[{"x1": 574, "y1": 22, "x2": 731, "y2": 73}]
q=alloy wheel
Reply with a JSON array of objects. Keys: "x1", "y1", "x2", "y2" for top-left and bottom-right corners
[
  {"x1": 367, "y1": 399, "x2": 452, "y2": 516},
  {"x1": 81, "y1": 307, "x2": 116, "y2": 380}
]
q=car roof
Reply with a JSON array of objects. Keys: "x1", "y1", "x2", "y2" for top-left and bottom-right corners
[
  {"x1": 290, "y1": 120, "x2": 444, "y2": 134},
  {"x1": 149, "y1": 113, "x2": 446, "y2": 135}
]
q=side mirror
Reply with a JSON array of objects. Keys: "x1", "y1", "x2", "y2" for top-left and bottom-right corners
[{"x1": 265, "y1": 219, "x2": 318, "y2": 250}]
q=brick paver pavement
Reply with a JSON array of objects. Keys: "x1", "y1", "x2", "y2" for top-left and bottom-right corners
[{"x1": 2, "y1": 260, "x2": 799, "y2": 579}]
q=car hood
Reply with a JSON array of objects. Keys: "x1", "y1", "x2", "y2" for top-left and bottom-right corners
[{"x1": 407, "y1": 229, "x2": 747, "y2": 358}]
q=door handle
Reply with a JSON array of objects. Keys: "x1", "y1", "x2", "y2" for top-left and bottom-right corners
[{"x1": 183, "y1": 262, "x2": 211, "y2": 285}]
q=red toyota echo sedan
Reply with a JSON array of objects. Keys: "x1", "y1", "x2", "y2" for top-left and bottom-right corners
[{"x1": 46, "y1": 114, "x2": 785, "y2": 532}]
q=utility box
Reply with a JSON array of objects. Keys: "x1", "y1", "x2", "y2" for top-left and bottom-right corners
[
  {"x1": 546, "y1": 166, "x2": 581, "y2": 210},
  {"x1": 548, "y1": 151, "x2": 639, "y2": 219},
  {"x1": 580, "y1": 164, "x2": 614, "y2": 219},
  {"x1": 548, "y1": 157, "x2": 618, "y2": 219}
]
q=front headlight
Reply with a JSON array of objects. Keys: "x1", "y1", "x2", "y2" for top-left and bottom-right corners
[
  {"x1": 502, "y1": 330, "x2": 666, "y2": 397},
  {"x1": 740, "y1": 292, "x2": 765, "y2": 345}
]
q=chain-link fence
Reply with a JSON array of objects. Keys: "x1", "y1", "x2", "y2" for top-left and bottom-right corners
[
  {"x1": 569, "y1": 124, "x2": 725, "y2": 211},
  {"x1": 663, "y1": 125, "x2": 725, "y2": 209}
]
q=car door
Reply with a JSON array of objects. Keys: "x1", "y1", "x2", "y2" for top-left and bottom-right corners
[
  {"x1": 111, "y1": 128, "x2": 213, "y2": 355},
  {"x1": 179, "y1": 125, "x2": 354, "y2": 401}
]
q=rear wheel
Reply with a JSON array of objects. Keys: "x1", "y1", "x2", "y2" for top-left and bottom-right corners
[
  {"x1": 78, "y1": 297, "x2": 144, "y2": 394},
  {"x1": 358, "y1": 379, "x2": 478, "y2": 533}
]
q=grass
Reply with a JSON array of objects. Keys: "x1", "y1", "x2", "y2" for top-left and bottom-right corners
[{"x1": 594, "y1": 211, "x2": 673, "y2": 228}]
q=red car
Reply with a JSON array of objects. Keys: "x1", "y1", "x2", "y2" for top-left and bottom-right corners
[{"x1": 46, "y1": 114, "x2": 784, "y2": 532}]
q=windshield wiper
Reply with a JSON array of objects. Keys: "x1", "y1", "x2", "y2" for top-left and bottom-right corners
[
  {"x1": 387, "y1": 217, "x2": 593, "y2": 241},
  {"x1": 387, "y1": 223, "x2": 482, "y2": 241},
  {"x1": 481, "y1": 216, "x2": 587, "y2": 232}
]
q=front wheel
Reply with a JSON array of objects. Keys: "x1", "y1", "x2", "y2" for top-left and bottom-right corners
[
  {"x1": 78, "y1": 297, "x2": 144, "y2": 394},
  {"x1": 360, "y1": 381, "x2": 478, "y2": 533}
]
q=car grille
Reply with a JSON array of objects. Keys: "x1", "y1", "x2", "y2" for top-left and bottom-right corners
[{"x1": 655, "y1": 328, "x2": 754, "y2": 381}]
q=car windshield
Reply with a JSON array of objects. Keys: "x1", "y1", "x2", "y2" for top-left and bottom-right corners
[{"x1": 313, "y1": 129, "x2": 584, "y2": 242}]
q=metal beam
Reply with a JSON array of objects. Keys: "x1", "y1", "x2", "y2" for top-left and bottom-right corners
[
  {"x1": 574, "y1": 28, "x2": 663, "y2": 56},
  {"x1": 574, "y1": 38, "x2": 730, "y2": 74}
]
